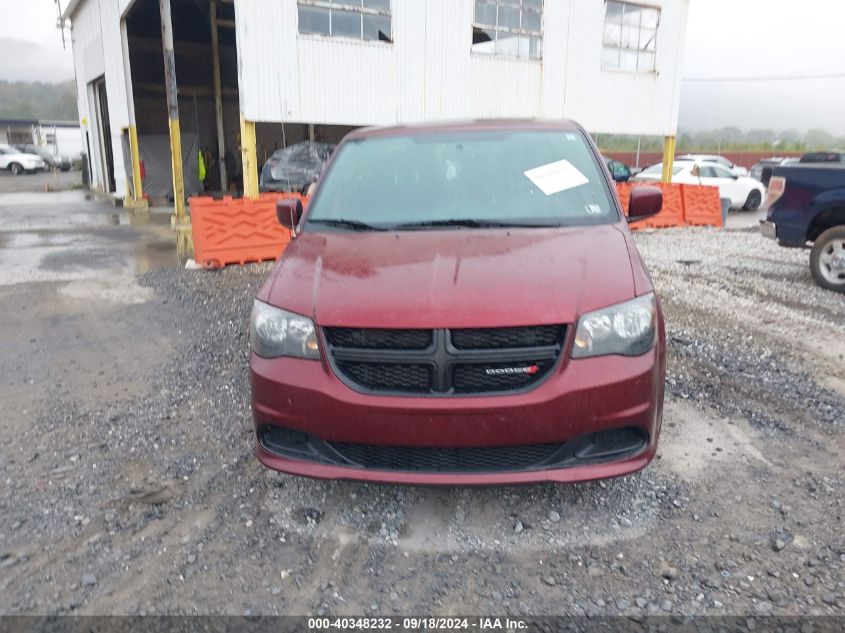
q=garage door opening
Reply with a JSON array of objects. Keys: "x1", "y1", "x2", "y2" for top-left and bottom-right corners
[
  {"x1": 124, "y1": 0, "x2": 240, "y2": 203},
  {"x1": 92, "y1": 76, "x2": 116, "y2": 193}
]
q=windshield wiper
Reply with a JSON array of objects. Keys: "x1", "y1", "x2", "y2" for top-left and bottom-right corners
[
  {"x1": 393, "y1": 219, "x2": 553, "y2": 230},
  {"x1": 308, "y1": 218, "x2": 389, "y2": 231}
]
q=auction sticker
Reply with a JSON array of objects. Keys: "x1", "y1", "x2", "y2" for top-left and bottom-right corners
[{"x1": 524, "y1": 159, "x2": 589, "y2": 196}]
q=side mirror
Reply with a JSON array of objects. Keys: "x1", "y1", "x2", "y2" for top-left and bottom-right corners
[
  {"x1": 627, "y1": 186, "x2": 663, "y2": 222},
  {"x1": 276, "y1": 198, "x2": 304, "y2": 233},
  {"x1": 691, "y1": 164, "x2": 701, "y2": 178}
]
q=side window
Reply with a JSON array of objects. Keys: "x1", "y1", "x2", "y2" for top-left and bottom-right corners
[
  {"x1": 614, "y1": 162, "x2": 630, "y2": 178},
  {"x1": 712, "y1": 166, "x2": 734, "y2": 179},
  {"x1": 297, "y1": 0, "x2": 392, "y2": 42},
  {"x1": 699, "y1": 166, "x2": 717, "y2": 178},
  {"x1": 602, "y1": 1, "x2": 660, "y2": 72},
  {"x1": 472, "y1": 0, "x2": 543, "y2": 60}
]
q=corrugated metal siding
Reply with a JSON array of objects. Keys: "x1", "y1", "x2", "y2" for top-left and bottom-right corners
[
  {"x1": 99, "y1": 0, "x2": 129, "y2": 195},
  {"x1": 561, "y1": 0, "x2": 689, "y2": 135},
  {"x1": 296, "y1": 39, "x2": 398, "y2": 125},
  {"x1": 420, "y1": 0, "x2": 473, "y2": 121},
  {"x1": 69, "y1": 0, "x2": 689, "y2": 194},
  {"x1": 69, "y1": 0, "x2": 130, "y2": 194},
  {"x1": 237, "y1": 0, "x2": 689, "y2": 135},
  {"x1": 70, "y1": 0, "x2": 103, "y2": 188},
  {"x1": 470, "y1": 56, "x2": 542, "y2": 118}
]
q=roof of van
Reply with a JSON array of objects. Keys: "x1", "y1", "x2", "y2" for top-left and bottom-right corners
[{"x1": 346, "y1": 119, "x2": 582, "y2": 140}]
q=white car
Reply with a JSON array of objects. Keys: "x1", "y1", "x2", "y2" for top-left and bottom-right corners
[
  {"x1": 0, "y1": 144, "x2": 47, "y2": 175},
  {"x1": 676, "y1": 154, "x2": 749, "y2": 177},
  {"x1": 632, "y1": 160, "x2": 766, "y2": 210}
]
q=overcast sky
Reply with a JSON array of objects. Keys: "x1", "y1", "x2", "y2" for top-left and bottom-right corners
[
  {"x1": 1, "y1": 0, "x2": 843, "y2": 134},
  {"x1": 0, "y1": 1, "x2": 73, "y2": 83},
  {"x1": 679, "y1": 0, "x2": 845, "y2": 135}
]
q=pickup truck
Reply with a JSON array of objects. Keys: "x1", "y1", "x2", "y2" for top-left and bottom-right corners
[{"x1": 760, "y1": 164, "x2": 845, "y2": 292}]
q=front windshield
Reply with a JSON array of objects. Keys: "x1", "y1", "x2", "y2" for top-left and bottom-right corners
[{"x1": 306, "y1": 129, "x2": 617, "y2": 228}]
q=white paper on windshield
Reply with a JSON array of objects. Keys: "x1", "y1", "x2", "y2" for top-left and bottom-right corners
[{"x1": 524, "y1": 159, "x2": 589, "y2": 196}]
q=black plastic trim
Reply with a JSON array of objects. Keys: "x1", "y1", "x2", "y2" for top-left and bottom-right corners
[
  {"x1": 321, "y1": 326, "x2": 567, "y2": 397},
  {"x1": 258, "y1": 425, "x2": 649, "y2": 474}
]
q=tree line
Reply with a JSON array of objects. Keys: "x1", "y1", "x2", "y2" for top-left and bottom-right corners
[
  {"x1": 0, "y1": 80, "x2": 78, "y2": 121},
  {"x1": 595, "y1": 127, "x2": 845, "y2": 153}
]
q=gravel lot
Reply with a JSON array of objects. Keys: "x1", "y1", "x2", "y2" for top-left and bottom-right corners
[{"x1": 0, "y1": 223, "x2": 843, "y2": 617}]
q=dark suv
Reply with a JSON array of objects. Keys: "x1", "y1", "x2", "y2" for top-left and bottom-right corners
[
  {"x1": 14, "y1": 144, "x2": 73, "y2": 171},
  {"x1": 250, "y1": 120, "x2": 666, "y2": 484}
]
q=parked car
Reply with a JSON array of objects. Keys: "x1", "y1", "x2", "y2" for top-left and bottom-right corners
[
  {"x1": 249, "y1": 120, "x2": 666, "y2": 485},
  {"x1": 799, "y1": 151, "x2": 845, "y2": 164},
  {"x1": 259, "y1": 141, "x2": 335, "y2": 193},
  {"x1": 0, "y1": 144, "x2": 47, "y2": 174},
  {"x1": 603, "y1": 156, "x2": 632, "y2": 182},
  {"x1": 750, "y1": 157, "x2": 790, "y2": 182},
  {"x1": 760, "y1": 163, "x2": 845, "y2": 292},
  {"x1": 633, "y1": 159, "x2": 766, "y2": 210},
  {"x1": 14, "y1": 144, "x2": 73, "y2": 171},
  {"x1": 676, "y1": 154, "x2": 749, "y2": 177}
]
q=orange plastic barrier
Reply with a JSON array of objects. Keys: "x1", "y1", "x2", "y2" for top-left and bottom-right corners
[
  {"x1": 189, "y1": 195, "x2": 293, "y2": 269},
  {"x1": 615, "y1": 182, "x2": 684, "y2": 229},
  {"x1": 681, "y1": 184, "x2": 722, "y2": 227},
  {"x1": 615, "y1": 182, "x2": 722, "y2": 229},
  {"x1": 616, "y1": 182, "x2": 633, "y2": 213},
  {"x1": 259, "y1": 191, "x2": 311, "y2": 208}
]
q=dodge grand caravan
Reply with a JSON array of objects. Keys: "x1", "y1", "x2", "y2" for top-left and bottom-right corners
[{"x1": 250, "y1": 120, "x2": 666, "y2": 485}]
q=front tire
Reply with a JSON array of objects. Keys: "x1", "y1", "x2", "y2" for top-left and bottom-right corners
[
  {"x1": 810, "y1": 226, "x2": 845, "y2": 293},
  {"x1": 743, "y1": 189, "x2": 762, "y2": 211},
  {"x1": 9, "y1": 162, "x2": 22, "y2": 176}
]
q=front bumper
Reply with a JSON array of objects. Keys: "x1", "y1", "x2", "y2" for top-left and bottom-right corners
[
  {"x1": 760, "y1": 220, "x2": 777, "y2": 240},
  {"x1": 250, "y1": 337, "x2": 665, "y2": 484}
]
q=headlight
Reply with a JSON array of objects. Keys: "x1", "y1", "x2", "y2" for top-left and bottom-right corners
[
  {"x1": 249, "y1": 300, "x2": 320, "y2": 359},
  {"x1": 572, "y1": 293, "x2": 657, "y2": 358}
]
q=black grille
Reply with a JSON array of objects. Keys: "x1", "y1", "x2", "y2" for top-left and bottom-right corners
[
  {"x1": 328, "y1": 441, "x2": 562, "y2": 472},
  {"x1": 451, "y1": 325, "x2": 564, "y2": 349},
  {"x1": 258, "y1": 425, "x2": 649, "y2": 474},
  {"x1": 335, "y1": 361, "x2": 431, "y2": 392},
  {"x1": 325, "y1": 327, "x2": 432, "y2": 350},
  {"x1": 324, "y1": 325, "x2": 566, "y2": 396},
  {"x1": 452, "y1": 360, "x2": 554, "y2": 393}
]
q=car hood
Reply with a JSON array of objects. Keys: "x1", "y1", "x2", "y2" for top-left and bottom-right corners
[{"x1": 259, "y1": 225, "x2": 638, "y2": 328}]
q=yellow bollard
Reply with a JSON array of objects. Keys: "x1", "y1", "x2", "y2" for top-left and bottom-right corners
[
  {"x1": 660, "y1": 136, "x2": 676, "y2": 184},
  {"x1": 240, "y1": 115, "x2": 259, "y2": 199}
]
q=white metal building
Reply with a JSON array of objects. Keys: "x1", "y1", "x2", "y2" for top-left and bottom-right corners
[
  {"x1": 0, "y1": 119, "x2": 83, "y2": 158},
  {"x1": 62, "y1": 0, "x2": 689, "y2": 202}
]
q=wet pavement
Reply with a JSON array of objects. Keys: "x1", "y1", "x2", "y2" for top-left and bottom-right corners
[
  {"x1": 0, "y1": 191, "x2": 177, "y2": 286},
  {"x1": 0, "y1": 169, "x2": 82, "y2": 194}
]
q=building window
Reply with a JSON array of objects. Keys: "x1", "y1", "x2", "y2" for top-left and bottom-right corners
[
  {"x1": 297, "y1": 0, "x2": 392, "y2": 42},
  {"x1": 602, "y1": 1, "x2": 659, "y2": 72},
  {"x1": 472, "y1": 0, "x2": 543, "y2": 60}
]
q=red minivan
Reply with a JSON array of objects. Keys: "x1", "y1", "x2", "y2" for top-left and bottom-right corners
[{"x1": 250, "y1": 120, "x2": 666, "y2": 485}]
